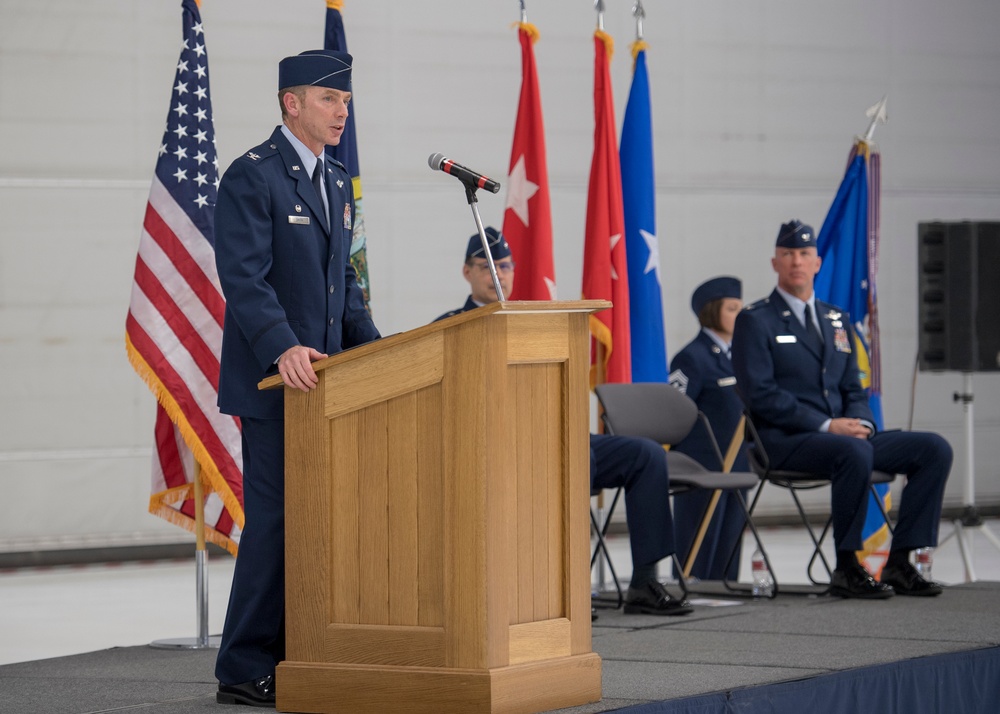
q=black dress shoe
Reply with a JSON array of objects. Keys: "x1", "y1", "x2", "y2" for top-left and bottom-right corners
[
  {"x1": 830, "y1": 563, "x2": 894, "y2": 599},
  {"x1": 624, "y1": 580, "x2": 693, "y2": 616},
  {"x1": 217, "y1": 675, "x2": 276, "y2": 707},
  {"x1": 880, "y1": 561, "x2": 943, "y2": 597}
]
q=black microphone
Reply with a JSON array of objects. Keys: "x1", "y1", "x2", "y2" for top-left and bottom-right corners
[{"x1": 428, "y1": 153, "x2": 501, "y2": 194}]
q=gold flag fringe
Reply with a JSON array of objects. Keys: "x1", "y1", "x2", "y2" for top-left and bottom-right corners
[
  {"x1": 513, "y1": 21, "x2": 540, "y2": 44},
  {"x1": 595, "y1": 29, "x2": 614, "y2": 59},
  {"x1": 587, "y1": 312, "x2": 614, "y2": 390},
  {"x1": 630, "y1": 39, "x2": 648, "y2": 63},
  {"x1": 125, "y1": 331, "x2": 243, "y2": 556},
  {"x1": 327, "y1": 0, "x2": 343, "y2": 10}
]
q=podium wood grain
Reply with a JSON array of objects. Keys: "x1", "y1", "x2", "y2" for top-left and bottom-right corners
[{"x1": 270, "y1": 301, "x2": 608, "y2": 713}]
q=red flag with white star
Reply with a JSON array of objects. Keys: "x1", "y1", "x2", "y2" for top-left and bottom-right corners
[
  {"x1": 503, "y1": 22, "x2": 555, "y2": 301},
  {"x1": 582, "y1": 30, "x2": 631, "y2": 385}
]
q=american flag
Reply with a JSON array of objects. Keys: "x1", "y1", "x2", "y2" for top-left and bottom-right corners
[{"x1": 125, "y1": 0, "x2": 243, "y2": 555}]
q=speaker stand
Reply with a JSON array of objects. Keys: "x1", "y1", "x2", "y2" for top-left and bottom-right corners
[{"x1": 937, "y1": 373, "x2": 1000, "y2": 581}]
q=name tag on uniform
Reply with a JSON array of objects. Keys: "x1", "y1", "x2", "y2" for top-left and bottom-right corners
[
  {"x1": 776, "y1": 335, "x2": 797, "y2": 344},
  {"x1": 717, "y1": 376, "x2": 737, "y2": 387},
  {"x1": 288, "y1": 216, "x2": 310, "y2": 225}
]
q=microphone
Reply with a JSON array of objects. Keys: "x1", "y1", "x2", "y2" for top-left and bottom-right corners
[{"x1": 428, "y1": 153, "x2": 501, "y2": 194}]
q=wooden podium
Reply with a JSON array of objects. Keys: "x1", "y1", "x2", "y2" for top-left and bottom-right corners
[{"x1": 260, "y1": 301, "x2": 607, "y2": 714}]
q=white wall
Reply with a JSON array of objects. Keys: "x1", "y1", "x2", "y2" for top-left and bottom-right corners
[{"x1": 2, "y1": 0, "x2": 999, "y2": 549}]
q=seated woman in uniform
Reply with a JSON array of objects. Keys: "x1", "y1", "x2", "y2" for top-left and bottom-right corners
[{"x1": 669, "y1": 276, "x2": 747, "y2": 581}]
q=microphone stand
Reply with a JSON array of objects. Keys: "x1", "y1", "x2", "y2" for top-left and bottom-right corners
[{"x1": 463, "y1": 182, "x2": 505, "y2": 303}]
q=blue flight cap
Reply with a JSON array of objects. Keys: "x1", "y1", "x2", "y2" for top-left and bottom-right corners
[
  {"x1": 466, "y1": 227, "x2": 511, "y2": 261},
  {"x1": 278, "y1": 49, "x2": 352, "y2": 92},
  {"x1": 775, "y1": 220, "x2": 816, "y2": 249},
  {"x1": 691, "y1": 276, "x2": 742, "y2": 315}
]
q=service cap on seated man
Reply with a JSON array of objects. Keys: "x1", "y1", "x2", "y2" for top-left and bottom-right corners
[
  {"x1": 775, "y1": 219, "x2": 816, "y2": 249},
  {"x1": 279, "y1": 49, "x2": 353, "y2": 91},
  {"x1": 691, "y1": 276, "x2": 742, "y2": 315},
  {"x1": 466, "y1": 226, "x2": 511, "y2": 262}
]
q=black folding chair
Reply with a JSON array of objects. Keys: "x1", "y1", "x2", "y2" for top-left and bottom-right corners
[
  {"x1": 733, "y1": 410, "x2": 896, "y2": 593},
  {"x1": 593, "y1": 383, "x2": 772, "y2": 599}
]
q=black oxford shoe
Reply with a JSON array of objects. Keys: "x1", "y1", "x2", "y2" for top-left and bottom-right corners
[
  {"x1": 217, "y1": 674, "x2": 276, "y2": 707},
  {"x1": 880, "y1": 561, "x2": 943, "y2": 597},
  {"x1": 624, "y1": 580, "x2": 693, "y2": 616},
  {"x1": 830, "y1": 563, "x2": 894, "y2": 599}
]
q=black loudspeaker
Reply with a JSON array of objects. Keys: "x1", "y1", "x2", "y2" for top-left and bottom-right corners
[{"x1": 918, "y1": 221, "x2": 1000, "y2": 372}]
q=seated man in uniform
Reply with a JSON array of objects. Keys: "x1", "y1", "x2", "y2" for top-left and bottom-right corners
[
  {"x1": 437, "y1": 227, "x2": 692, "y2": 616},
  {"x1": 732, "y1": 219, "x2": 952, "y2": 599}
]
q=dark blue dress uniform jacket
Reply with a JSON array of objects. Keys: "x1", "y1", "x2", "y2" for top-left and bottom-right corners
[
  {"x1": 215, "y1": 126, "x2": 379, "y2": 419},
  {"x1": 670, "y1": 331, "x2": 748, "y2": 472},
  {"x1": 732, "y1": 289, "x2": 872, "y2": 454}
]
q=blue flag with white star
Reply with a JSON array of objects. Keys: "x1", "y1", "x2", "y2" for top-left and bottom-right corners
[{"x1": 620, "y1": 44, "x2": 667, "y2": 382}]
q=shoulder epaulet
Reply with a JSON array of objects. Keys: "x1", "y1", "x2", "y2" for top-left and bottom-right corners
[
  {"x1": 239, "y1": 139, "x2": 279, "y2": 164},
  {"x1": 744, "y1": 297, "x2": 770, "y2": 312},
  {"x1": 327, "y1": 156, "x2": 348, "y2": 173}
]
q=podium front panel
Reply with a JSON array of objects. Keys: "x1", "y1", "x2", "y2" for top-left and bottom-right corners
[{"x1": 280, "y1": 305, "x2": 600, "y2": 712}]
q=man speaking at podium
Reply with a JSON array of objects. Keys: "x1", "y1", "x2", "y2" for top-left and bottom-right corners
[{"x1": 213, "y1": 49, "x2": 380, "y2": 707}]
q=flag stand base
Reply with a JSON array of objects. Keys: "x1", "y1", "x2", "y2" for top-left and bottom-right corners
[
  {"x1": 149, "y1": 635, "x2": 221, "y2": 650},
  {"x1": 149, "y1": 531, "x2": 220, "y2": 650}
]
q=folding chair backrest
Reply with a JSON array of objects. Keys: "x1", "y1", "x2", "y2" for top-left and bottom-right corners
[{"x1": 595, "y1": 383, "x2": 698, "y2": 445}]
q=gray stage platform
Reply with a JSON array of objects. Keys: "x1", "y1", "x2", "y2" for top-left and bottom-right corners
[{"x1": 3, "y1": 582, "x2": 998, "y2": 714}]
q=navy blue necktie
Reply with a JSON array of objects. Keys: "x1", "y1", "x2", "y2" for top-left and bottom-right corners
[
  {"x1": 311, "y1": 161, "x2": 324, "y2": 202},
  {"x1": 804, "y1": 304, "x2": 823, "y2": 350}
]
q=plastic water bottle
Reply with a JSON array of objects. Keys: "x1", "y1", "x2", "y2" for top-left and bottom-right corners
[
  {"x1": 914, "y1": 547, "x2": 933, "y2": 580},
  {"x1": 751, "y1": 547, "x2": 774, "y2": 598}
]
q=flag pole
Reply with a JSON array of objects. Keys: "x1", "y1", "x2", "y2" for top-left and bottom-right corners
[
  {"x1": 632, "y1": 0, "x2": 645, "y2": 40},
  {"x1": 151, "y1": 461, "x2": 220, "y2": 649}
]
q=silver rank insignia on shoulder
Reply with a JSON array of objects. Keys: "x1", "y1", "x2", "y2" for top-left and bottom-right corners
[
  {"x1": 289, "y1": 216, "x2": 310, "y2": 225},
  {"x1": 247, "y1": 152, "x2": 260, "y2": 160},
  {"x1": 336, "y1": 179, "x2": 344, "y2": 188}
]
